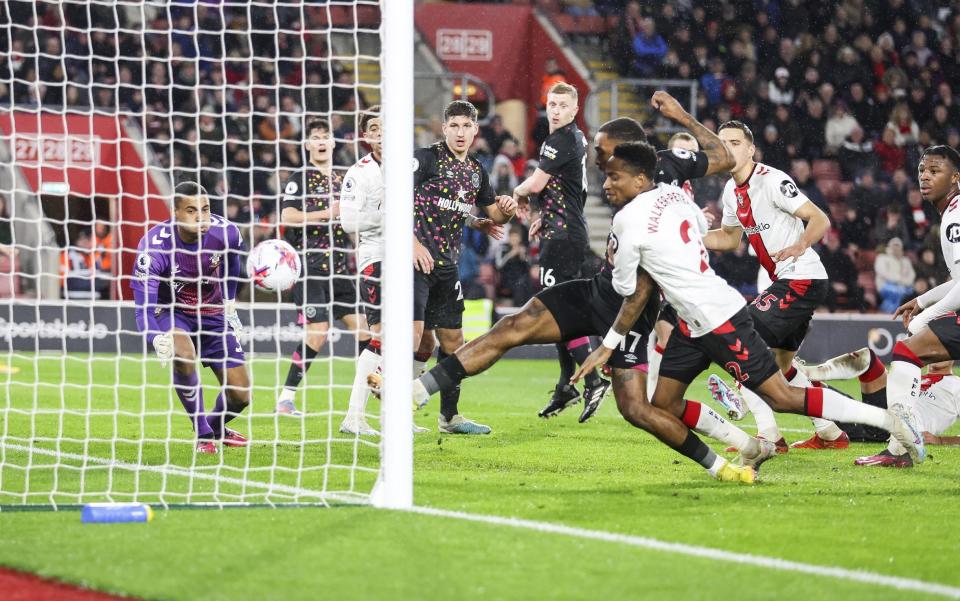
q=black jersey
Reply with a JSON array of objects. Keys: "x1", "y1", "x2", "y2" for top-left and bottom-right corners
[
  {"x1": 281, "y1": 168, "x2": 351, "y2": 276},
  {"x1": 537, "y1": 122, "x2": 589, "y2": 244},
  {"x1": 413, "y1": 141, "x2": 495, "y2": 268}
]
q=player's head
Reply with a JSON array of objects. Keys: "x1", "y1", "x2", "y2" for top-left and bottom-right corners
[
  {"x1": 546, "y1": 82, "x2": 578, "y2": 133},
  {"x1": 360, "y1": 105, "x2": 382, "y2": 156},
  {"x1": 442, "y1": 100, "x2": 479, "y2": 157},
  {"x1": 601, "y1": 142, "x2": 657, "y2": 207},
  {"x1": 305, "y1": 118, "x2": 334, "y2": 165},
  {"x1": 718, "y1": 121, "x2": 755, "y2": 172},
  {"x1": 668, "y1": 132, "x2": 699, "y2": 153},
  {"x1": 918, "y1": 145, "x2": 960, "y2": 205},
  {"x1": 172, "y1": 181, "x2": 211, "y2": 238},
  {"x1": 594, "y1": 117, "x2": 647, "y2": 171}
]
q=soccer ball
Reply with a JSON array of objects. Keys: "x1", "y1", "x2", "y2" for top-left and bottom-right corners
[{"x1": 247, "y1": 239, "x2": 301, "y2": 293}]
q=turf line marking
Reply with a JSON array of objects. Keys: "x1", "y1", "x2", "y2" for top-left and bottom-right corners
[
  {"x1": 0, "y1": 443, "x2": 362, "y2": 506},
  {"x1": 410, "y1": 506, "x2": 960, "y2": 599}
]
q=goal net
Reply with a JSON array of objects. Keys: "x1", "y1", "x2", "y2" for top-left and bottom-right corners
[{"x1": 0, "y1": 0, "x2": 412, "y2": 509}]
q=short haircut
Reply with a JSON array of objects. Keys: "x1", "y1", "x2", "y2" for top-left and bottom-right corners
[
  {"x1": 921, "y1": 145, "x2": 960, "y2": 171},
  {"x1": 443, "y1": 100, "x2": 478, "y2": 122},
  {"x1": 668, "y1": 132, "x2": 697, "y2": 149},
  {"x1": 306, "y1": 118, "x2": 331, "y2": 137},
  {"x1": 173, "y1": 181, "x2": 207, "y2": 209},
  {"x1": 611, "y1": 142, "x2": 658, "y2": 179},
  {"x1": 598, "y1": 117, "x2": 647, "y2": 143},
  {"x1": 359, "y1": 105, "x2": 381, "y2": 133},
  {"x1": 718, "y1": 120, "x2": 755, "y2": 144},
  {"x1": 547, "y1": 82, "x2": 578, "y2": 103}
]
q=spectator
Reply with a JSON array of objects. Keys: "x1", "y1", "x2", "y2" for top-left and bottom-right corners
[
  {"x1": 790, "y1": 159, "x2": 828, "y2": 212},
  {"x1": 874, "y1": 204, "x2": 910, "y2": 247},
  {"x1": 825, "y1": 101, "x2": 860, "y2": 154},
  {"x1": 495, "y1": 226, "x2": 535, "y2": 307},
  {"x1": 631, "y1": 18, "x2": 668, "y2": 77},
  {"x1": 700, "y1": 58, "x2": 729, "y2": 106},
  {"x1": 772, "y1": 104, "x2": 803, "y2": 157},
  {"x1": 609, "y1": 0, "x2": 643, "y2": 75},
  {"x1": 836, "y1": 126, "x2": 878, "y2": 180},
  {"x1": 820, "y1": 232, "x2": 864, "y2": 311},
  {"x1": 838, "y1": 205, "x2": 872, "y2": 250},
  {"x1": 490, "y1": 154, "x2": 518, "y2": 196},
  {"x1": 885, "y1": 103, "x2": 920, "y2": 146},
  {"x1": 481, "y1": 116, "x2": 514, "y2": 159},
  {"x1": 798, "y1": 97, "x2": 827, "y2": 157},
  {"x1": 758, "y1": 124, "x2": 789, "y2": 170},
  {"x1": 847, "y1": 82, "x2": 882, "y2": 136},
  {"x1": 93, "y1": 222, "x2": 114, "y2": 276},
  {"x1": 904, "y1": 188, "x2": 935, "y2": 248},
  {"x1": 923, "y1": 104, "x2": 951, "y2": 144},
  {"x1": 712, "y1": 240, "x2": 759, "y2": 298},
  {"x1": 874, "y1": 237, "x2": 915, "y2": 313},
  {"x1": 768, "y1": 66, "x2": 794, "y2": 106},
  {"x1": 874, "y1": 126, "x2": 907, "y2": 175},
  {"x1": 59, "y1": 229, "x2": 110, "y2": 300},
  {"x1": 915, "y1": 247, "x2": 950, "y2": 289},
  {"x1": 539, "y1": 58, "x2": 567, "y2": 108},
  {"x1": 847, "y1": 171, "x2": 887, "y2": 226},
  {"x1": 497, "y1": 139, "x2": 526, "y2": 179}
]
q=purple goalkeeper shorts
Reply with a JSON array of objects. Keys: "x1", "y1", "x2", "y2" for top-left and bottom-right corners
[{"x1": 136, "y1": 308, "x2": 245, "y2": 370}]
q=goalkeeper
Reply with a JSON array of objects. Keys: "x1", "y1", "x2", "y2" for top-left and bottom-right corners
[{"x1": 131, "y1": 182, "x2": 251, "y2": 455}]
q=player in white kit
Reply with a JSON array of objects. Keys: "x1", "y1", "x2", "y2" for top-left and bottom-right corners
[
  {"x1": 699, "y1": 121, "x2": 844, "y2": 452},
  {"x1": 573, "y1": 142, "x2": 925, "y2": 467}
]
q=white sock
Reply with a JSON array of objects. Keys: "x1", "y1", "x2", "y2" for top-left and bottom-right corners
[
  {"x1": 346, "y1": 348, "x2": 381, "y2": 421},
  {"x1": 413, "y1": 358, "x2": 428, "y2": 379},
  {"x1": 740, "y1": 384, "x2": 781, "y2": 442},
  {"x1": 685, "y1": 400, "x2": 755, "y2": 453},
  {"x1": 646, "y1": 335, "x2": 661, "y2": 401},
  {"x1": 706, "y1": 454, "x2": 726, "y2": 478},
  {"x1": 788, "y1": 368, "x2": 844, "y2": 441},
  {"x1": 887, "y1": 360, "x2": 922, "y2": 411},
  {"x1": 278, "y1": 388, "x2": 296, "y2": 403},
  {"x1": 413, "y1": 379, "x2": 429, "y2": 405},
  {"x1": 814, "y1": 387, "x2": 895, "y2": 431}
]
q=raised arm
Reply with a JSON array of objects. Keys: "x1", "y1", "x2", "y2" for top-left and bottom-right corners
[{"x1": 652, "y1": 90, "x2": 734, "y2": 176}]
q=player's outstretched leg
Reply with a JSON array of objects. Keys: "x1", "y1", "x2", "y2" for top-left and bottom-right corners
[
  {"x1": 277, "y1": 323, "x2": 328, "y2": 416},
  {"x1": 434, "y1": 328, "x2": 490, "y2": 435},
  {"x1": 612, "y1": 369, "x2": 755, "y2": 483},
  {"x1": 170, "y1": 330, "x2": 216, "y2": 454},
  {"x1": 412, "y1": 297, "x2": 563, "y2": 407}
]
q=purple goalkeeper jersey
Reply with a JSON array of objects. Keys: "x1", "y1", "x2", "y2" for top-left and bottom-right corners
[{"x1": 131, "y1": 215, "x2": 244, "y2": 341}]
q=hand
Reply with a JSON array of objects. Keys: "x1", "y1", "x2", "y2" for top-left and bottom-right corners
[
  {"x1": 923, "y1": 432, "x2": 940, "y2": 445},
  {"x1": 515, "y1": 202, "x2": 530, "y2": 223},
  {"x1": 413, "y1": 241, "x2": 434, "y2": 274},
  {"x1": 495, "y1": 194, "x2": 518, "y2": 219},
  {"x1": 327, "y1": 201, "x2": 341, "y2": 220},
  {"x1": 894, "y1": 298, "x2": 922, "y2": 329},
  {"x1": 771, "y1": 242, "x2": 806, "y2": 264},
  {"x1": 701, "y1": 206, "x2": 715, "y2": 227},
  {"x1": 529, "y1": 218, "x2": 543, "y2": 240},
  {"x1": 570, "y1": 345, "x2": 614, "y2": 385},
  {"x1": 153, "y1": 332, "x2": 174, "y2": 367},
  {"x1": 473, "y1": 217, "x2": 505, "y2": 240},
  {"x1": 651, "y1": 90, "x2": 688, "y2": 123},
  {"x1": 225, "y1": 299, "x2": 243, "y2": 336}
]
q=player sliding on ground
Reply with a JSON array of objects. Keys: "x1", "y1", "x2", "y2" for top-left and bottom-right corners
[
  {"x1": 571, "y1": 142, "x2": 926, "y2": 468},
  {"x1": 131, "y1": 182, "x2": 251, "y2": 455}
]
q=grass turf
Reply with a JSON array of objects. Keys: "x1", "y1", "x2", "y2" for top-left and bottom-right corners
[{"x1": 1, "y1": 354, "x2": 959, "y2": 600}]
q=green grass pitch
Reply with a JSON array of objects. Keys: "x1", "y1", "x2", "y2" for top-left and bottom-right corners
[{"x1": 1, "y1": 353, "x2": 959, "y2": 600}]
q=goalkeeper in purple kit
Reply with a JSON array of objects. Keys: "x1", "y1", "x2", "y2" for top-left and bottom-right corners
[{"x1": 131, "y1": 182, "x2": 251, "y2": 454}]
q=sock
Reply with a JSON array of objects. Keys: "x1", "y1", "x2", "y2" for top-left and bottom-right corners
[
  {"x1": 788, "y1": 364, "x2": 843, "y2": 441},
  {"x1": 681, "y1": 400, "x2": 756, "y2": 454},
  {"x1": 859, "y1": 350, "x2": 886, "y2": 383},
  {"x1": 567, "y1": 337, "x2": 602, "y2": 387},
  {"x1": 357, "y1": 338, "x2": 369, "y2": 356},
  {"x1": 413, "y1": 351, "x2": 432, "y2": 378},
  {"x1": 283, "y1": 343, "x2": 321, "y2": 391},
  {"x1": 346, "y1": 343, "x2": 382, "y2": 422},
  {"x1": 173, "y1": 369, "x2": 212, "y2": 438},
  {"x1": 675, "y1": 430, "x2": 723, "y2": 474},
  {"x1": 420, "y1": 353, "x2": 468, "y2": 396},
  {"x1": 887, "y1": 341, "x2": 924, "y2": 412},
  {"x1": 206, "y1": 392, "x2": 242, "y2": 438},
  {"x1": 556, "y1": 343, "x2": 576, "y2": 387},
  {"x1": 862, "y1": 389, "x2": 887, "y2": 409},
  {"x1": 437, "y1": 349, "x2": 461, "y2": 421},
  {"x1": 740, "y1": 384, "x2": 781, "y2": 442},
  {"x1": 803, "y1": 386, "x2": 895, "y2": 431},
  {"x1": 646, "y1": 340, "x2": 663, "y2": 400}
]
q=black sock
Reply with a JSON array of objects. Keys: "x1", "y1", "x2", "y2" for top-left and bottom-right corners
[
  {"x1": 567, "y1": 341, "x2": 602, "y2": 387},
  {"x1": 421, "y1": 353, "x2": 468, "y2": 396},
  {"x1": 556, "y1": 343, "x2": 576, "y2": 387},
  {"x1": 357, "y1": 338, "x2": 370, "y2": 356},
  {"x1": 437, "y1": 349, "x2": 461, "y2": 421},
  {"x1": 283, "y1": 343, "x2": 321, "y2": 390},
  {"x1": 862, "y1": 388, "x2": 887, "y2": 409},
  {"x1": 675, "y1": 430, "x2": 718, "y2": 470}
]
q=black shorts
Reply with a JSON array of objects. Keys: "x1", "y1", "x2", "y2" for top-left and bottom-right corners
[
  {"x1": 928, "y1": 314, "x2": 960, "y2": 359},
  {"x1": 360, "y1": 262, "x2": 382, "y2": 327},
  {"x1": 659, "y1": 307, "x2": 781, "y2": 390},
  {"x1": 414, "y1": 266, "x2": 464, "y2": 330},
  {"x1": 538, "y1": 239, "x2": 585, "y2": 288},
  {"x1": 291, "y1": 272, "x2": 358, "y2": 324},
  {"x1": 656, "y1": 299, "x2": 678, "y2": 326},
  {"x1": 537, "y1": 278, "x2": 656, "y2": 370},
  {"x1": 749, "y1": 278, "x2": 828, "y2": 352}
]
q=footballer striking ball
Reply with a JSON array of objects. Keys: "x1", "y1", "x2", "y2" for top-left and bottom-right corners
[{"x1": 247, "y1": 239, "x2": 301, "y2": 293}]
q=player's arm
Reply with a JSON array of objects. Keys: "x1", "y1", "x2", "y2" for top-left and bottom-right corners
[
  {"x1": 651, "y1": 91, "x2": 734, "y2": 176},
  {"x1": 771, "y1": 199, "x2": 830, "y2": 263},
  {"x1": 513, "y1": 168, "x2": 551, "y2": 203},
  {"x1": 278, "y1": 175, "x2": 336, "y2": 226},
  {"x1": 703, "y1": 224, "x2": 742, "y2": 251},
  {"x1": 906, "y1": 278, "x2": 960, "y2": 334},
  {"x1": 339, "y1": 169, "x2": 379, "y2": 236},
  {"x1": 223, "y1": 224, "x2": 245, "y2": 334},
  {"x1": 133, "y1": 244, "x2": 174, "y2": 365},
  {"x1": 924, "y1": 432, "x2": 960, "y2": 445}
]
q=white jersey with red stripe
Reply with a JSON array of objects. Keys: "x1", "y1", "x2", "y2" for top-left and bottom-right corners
[
  {"x1": 940, "y1": 194, "x2": 960, "y2": 280},
  {"x1": 611, "y1": 183, "x2": 746, "y2": 338},
  {"x1": 720, "y1": 163, "x2": 827, "y2": 282},
  {"x1": 917, "y1": 373, "x2": 960, "y2": 435}
]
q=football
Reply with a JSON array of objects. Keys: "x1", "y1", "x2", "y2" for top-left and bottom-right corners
[{"x1": 246, "y1": 239, "x2": 301, "y2": 293}]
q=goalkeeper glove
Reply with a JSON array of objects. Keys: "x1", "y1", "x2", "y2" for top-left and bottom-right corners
[
  {"x1": 225, "y1": 299, "x2": 243, "y2": 336},
  {"x1": 153, "y1": 332, "x2": 174, "y2": 367}
]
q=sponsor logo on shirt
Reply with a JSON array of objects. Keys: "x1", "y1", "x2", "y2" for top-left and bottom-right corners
[
  {"x1": 437, "y1": 197, "x2": 474, "y2": 214},
  {"x1": 779, "y1": 180, "x2": 799, "y2": 198},
  {"x1": 542, "y1": 144, "x2": 559, "y2": 160},
  {"x1": 947, "y1": 222, "x2": 960, "y2": 243},
  {"x1": 743, "y1": 223, "x2": 771, "y2": 235}
]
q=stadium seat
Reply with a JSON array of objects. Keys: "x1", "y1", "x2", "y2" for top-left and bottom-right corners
[{"x1": 812, "y1": 159, "x2": 842, "y2": 181}]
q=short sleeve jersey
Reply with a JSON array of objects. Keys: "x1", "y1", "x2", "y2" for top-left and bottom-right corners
[
  {"x1": 537, "y1": 122, "x2": 589, "y2": 243},
  {"x1": 281, "y1": 168, "x2": 351, "y2": 276},
  {"x1": 413, "y1": 142, "x2": 495, "y2": 268}
]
